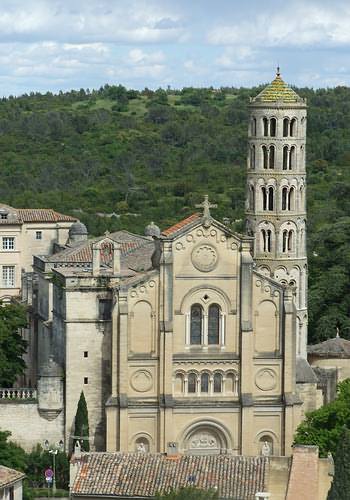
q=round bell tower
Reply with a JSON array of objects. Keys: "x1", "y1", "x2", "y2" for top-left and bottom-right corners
[{"x1": 245, "y1": 68, "x2": 308, "y2": 358}]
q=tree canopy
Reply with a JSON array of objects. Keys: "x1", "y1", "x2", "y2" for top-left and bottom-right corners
[
  {"x1": 0, "y1": 302, "x2": 28, "y2": 386},
  {"x1": 294, "y1": 379, "x2": 350, "y2": 457},
  {"x1": 1, "y1": 84, "x2": 350, "y2": 343},
  {"x1": 327, "y1": 426, "x2": 350, "y2": 500},
  {"x1": 74, "y1": 391, "x2": 90, "y2": 451}
]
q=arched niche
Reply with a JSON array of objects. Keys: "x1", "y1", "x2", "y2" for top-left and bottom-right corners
[
  {"x1": 180, "y1": 420, "x2": 231, "y2": 455},
  {"x1": 130, "y1": 300, "x2": 153, "y2": 354},
  {"x1": 254, "y1": 300, "x2": 279, "y2": 354}
]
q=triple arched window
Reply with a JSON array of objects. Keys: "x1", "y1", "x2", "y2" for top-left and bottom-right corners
[
  {"x1": 189, "y1": 303, "x2": 224, "y2": 346},
  {"x1": 283, "y1": 146, "x2": 296, "y2": 170},
  {"x1": 174, "y1": 370, "x2": 239, "y2": 396}
]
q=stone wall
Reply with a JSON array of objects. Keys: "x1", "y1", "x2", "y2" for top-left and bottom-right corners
[{"x1": 0, "y1": 401, "x2": 64, "y2": 452}]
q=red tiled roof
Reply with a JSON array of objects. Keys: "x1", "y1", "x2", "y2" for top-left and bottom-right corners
[
  {"x1": 71, "y1": 452, "x2": 268, "y2": 499},
  {"x1": 0, "y1": 466, "x2": 25, "y2": 488},
  {"x1": 17, "y1": 208, "x2": 76, "y2": 223},
  {"x1": 162, "y1": 213, "x2": 201, "y2": 237}
]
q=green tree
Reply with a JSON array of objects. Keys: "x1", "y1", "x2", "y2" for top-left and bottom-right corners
[
  {"x1": 0, "y1": 302, "x2": 28, "y2": 386},
  {"x1": 74, "y1": 391, "x2": 90, "y2": 451},
  {"x1": 327, "y1": 427, "x2": 350, "y2": 499},
  {"x1": 156, "y1": 486, "x2": 218, "y2": 499},
  {"x1": 26, "y1": 444, "x2": 69, "y2": 489},
  {"x1": 0, "y1": 430, "x2": 27, "y2": 471},
  {"x1": 294, "y1": 379, "x2": 350, "y2": 456}
]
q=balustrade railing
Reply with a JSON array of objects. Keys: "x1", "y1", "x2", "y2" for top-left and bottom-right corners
[{"x1": 0, "y1": 388, "x2": 37, "y2": 400}]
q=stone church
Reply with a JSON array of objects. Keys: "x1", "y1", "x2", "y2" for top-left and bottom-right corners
[{"x1": 1, "y1": 70, "x2": 316, "y2": 456}]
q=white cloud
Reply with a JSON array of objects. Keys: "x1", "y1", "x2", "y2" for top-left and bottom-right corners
[{"x1": 208, "y1": 2, "x2": 350, "y2": 48}]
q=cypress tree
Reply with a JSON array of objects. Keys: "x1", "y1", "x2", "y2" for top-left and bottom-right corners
[
  {"x1": 74, "y1": 391, "x2": 90, "y2": 452},
  {"x1": 328, "y1": 426, "x2": 350, "y2": 499}
]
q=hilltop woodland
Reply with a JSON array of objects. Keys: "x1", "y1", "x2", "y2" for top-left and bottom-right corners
[{"x1": 1, "y1": 84, "x2": 350, "y2": 343}]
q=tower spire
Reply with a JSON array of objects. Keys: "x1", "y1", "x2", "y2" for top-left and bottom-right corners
[{"x1": 276, "y1": 65, "x2": 280, "y2": 77}]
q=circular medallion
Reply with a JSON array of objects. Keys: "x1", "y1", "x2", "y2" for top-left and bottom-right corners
[
  {"x1": 191, "y1": 244, "x2": 218, "y2": 272},
  {"x1": 255, "y1": 369, "x2": 277, "y2": 391},
  {"x1": 130, "y1": 370, "x2": 153, "y2": 392}
]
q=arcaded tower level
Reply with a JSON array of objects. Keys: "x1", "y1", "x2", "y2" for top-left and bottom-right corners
[{"x1": 246, "y1": 69, "x2": 308, "y2": 358}]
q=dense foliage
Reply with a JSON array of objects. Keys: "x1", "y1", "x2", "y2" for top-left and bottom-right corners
[
  {"x1": 327, "y1": 427, "x2": 350, "y2": 500},
  {"x1": 74, "y1": 391, "x2": 90, "y2": 451},
  {"x1": 1, "y1": 84, "x2": 350, "y2": 343},
  {"x1": 156, "y1": 486, "x2": 218, "y2": 499},
  {"x1": 0, "y1": 302, "x2": 28, "y2": 385},
  {"x1": 294, "y1": 380, "x2": 350, "y2": 457}
]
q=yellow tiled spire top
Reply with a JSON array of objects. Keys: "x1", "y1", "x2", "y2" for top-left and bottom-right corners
[{"x1": 254, "y1": 67, "x2": 302, "y2": 103}]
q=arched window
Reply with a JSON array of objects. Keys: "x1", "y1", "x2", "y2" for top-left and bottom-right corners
[
  {"x1": 270, "y1": 118, "x2": 276, "y2": 137},
  {"x1": 208, "y1": 304, "x2": 220, "y2": 345},
  {"x1": 262, "y1": 145, "x2": 268, "y2": 169},
  {"x1": 263, "y1": 117, "x2": 268, "y2": 136},
  {"x1": 213, "y1": 373, "x2": 222, "y2": 393},
  {"x1": 226, "y1": 372, "x2": 238, "y2": 396},
  {"x1": 268, "y1": 187, "x2": 274, "y2": 210},
  {"x1": 267, "y1": 230, "x2": 272, "y2": 252},
  {"x1": 174, "y1": 373, "x2": 184, "y2": 395},
  {"x1": 261, "y1": 229, "x2": 266, "y2": 251},
  {"x1": 282, "y1": 230, "x2": 288, "y2": 252},
  {"x1": 289, "y1": 146, "x2": 295, "y2": 170},
  {"x1": 262, "y1": 186, "x2": 267, "y2": 210},
  {"x1": 201, "y1": 373, "x2": 209, "y2": 393},
  {"x1": 249, "y1": 185, "x2": 255, "y2": 210},
  {"x1": 288, "y1": 230, "x2": 293, "y2": 252},
  {"x1": 269, "y1": 145, "x2": 275, "y2": 169},
  {"x1": 283, "y1": 146, "x2": 289, "y2": 170},
  {"x1": 282, "y1": 187, "x2": 288, "y2": 210},
  {"x1": 290, "y1": 118, "x2": 296, "y2": 137},
  {"x1": 283, "y1": 118, "x2": 289, "y2": 137},
  {"x1": 288, "y1": 187, "x2": 295, "y2": 210},
  {"x1": 250, "y1": 145, "x2": 255, "y2": 169},
  {"x1": 251, "y1": 117, "x2": 257, "y2": 136},
  {"x1": 190, "y1": 304, "x2": 202, "y2": 345},
  {"x1": 188, "y1": 373, "x2": 197, "y2": 393}
]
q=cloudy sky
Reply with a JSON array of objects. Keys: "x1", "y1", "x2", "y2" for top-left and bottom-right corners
[{"x1": 1, "y1": 0, "x2": 350, "y2": 96}]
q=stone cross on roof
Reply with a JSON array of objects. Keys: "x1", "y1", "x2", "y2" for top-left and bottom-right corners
[{"x1": 196, "y1": 195, "x2": 217, "y2": 220}]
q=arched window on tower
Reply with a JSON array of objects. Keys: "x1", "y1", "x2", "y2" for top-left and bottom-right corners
[
  {"x1": 288, "y1": 187, "x2": 295, "y2": 210},
  {"x1": 282, "y1": 187, "x2": 288, "y2": 210},
  {"x1": 288, "y1": 230, "x2": 293, "y2": 252},
  {"x1": 250, "y1": 145, "x2": 255, "y2": 169},
  {"x1": 263, "y1": 117, "x2": 268, "y2": 136},
  {"x1": 269, "y1": 145, "x2": 275, "y2": 169},
  {"x1": 251, "y1": 117, "x2": 257, "y2": 136},
  {"x1": 190, "y1": 304, "x2": 202, "y2": 345},
  {"x1": 249, "y1": 185, "x2": 255, "y2": 210},
  {"x1": 282, "y1": 230, "x2": 288, "y2": 253},
  {"x1": 270, "y1": 118, "x2": 276, "y2": 137},
  {"x1": 268, "y1": 187, "x2": 274, "y2": 210},
  {"x1": 208, "y1": 304, "x2": 220, "y2": 345},
  {"x1": 290, "y1": 118, "x2": 297, "y2": 137},
  {"x1": 283, "y1": 118, "x2": 289, "y2": 137},
  {"x1": 289, "y1": 146, "x2": 296, "y2": 170},
  {"x1": 262, "y1": 145, "x2": 268, "y2": 169},
  {"x1": 213, "y1": 373, "x2": 223, "y2": 393},
  {"x1": 283, "y1": 146, "x2": 289, "y2": 170},
  {"x1": 262, "y1": 229, "x2": 272, "y2": 252},
  {"x1": 261, "y1": 187, "x2": 267, "y2": 210},
  {"x1": 282, "y1": 230, "x2": 294, "y2": 253}
]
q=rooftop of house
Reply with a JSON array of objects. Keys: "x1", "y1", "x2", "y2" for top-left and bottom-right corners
[
  {"x1": 0, "y1": 466, "x2": 25, "y2": 489},
  {"x1": 308, "y1": 335, "x2": 350, "y2": 358},
  {"x1": 253, "y1": 68, "x2": 303, "y2": 103},
  {"x1": 71, "y1": 452, "x2": 268, "y2": 499},
  {"x1": 0, "y1": 203, "x2": 76, "y2": 224}
]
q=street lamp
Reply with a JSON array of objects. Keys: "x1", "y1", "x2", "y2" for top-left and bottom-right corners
[{"x1": 44, "y1": 440, "x2": 64, "y2": 494}]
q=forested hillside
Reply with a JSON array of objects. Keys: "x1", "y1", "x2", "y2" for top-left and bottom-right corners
[{"x1": 1, "y1": 84, "x2": 350, "y2": 343}]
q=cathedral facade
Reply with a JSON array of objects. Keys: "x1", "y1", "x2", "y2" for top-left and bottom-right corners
[{"x1": 1, "y1": 71, "x2": 311, "y2": 456}]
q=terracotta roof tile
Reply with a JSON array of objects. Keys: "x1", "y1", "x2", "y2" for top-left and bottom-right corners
[
  {"x1": 162, "y1": 213, "x2": 201, "y2": 237},
  {"x1": 17, "y1": 208, "x2": 76, "y2": 223},
  {"x1": 0, "y1": 466, "x2": 25, "y2": 488},
  {"x1": 71, "y1": 452, "x2": 268, "y2": 499}
]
